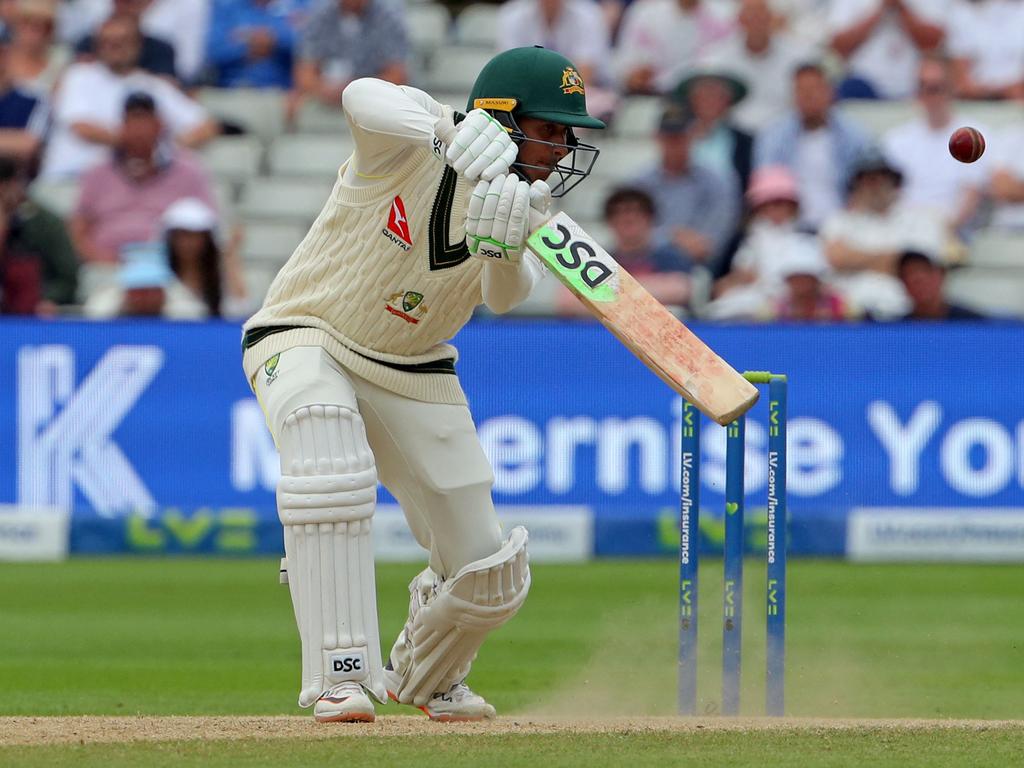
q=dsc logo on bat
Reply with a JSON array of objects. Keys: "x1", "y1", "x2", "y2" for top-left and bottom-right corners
[{"x1": 538, "y1": 223, "x2": 614, "y2": 290}]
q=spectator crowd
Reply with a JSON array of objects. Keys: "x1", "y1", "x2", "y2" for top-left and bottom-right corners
[{"x1": 1, "y1": 0, "x2": 1023, "y2": 322}]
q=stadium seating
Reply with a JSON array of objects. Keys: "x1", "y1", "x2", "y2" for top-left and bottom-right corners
[
  {"x1": 267, "y1": 135, "x2": 354, "y2": 180},
  {"x1": 946, "y1": 267, "x2": 1024, "y2": 317},
  {"x1": 423, "y1": 47, "x2": 494, "y2": 92},
  {"x1": 406, "y1": 2, "x2": 451, "y2": 53},
  {"x1": 240, "y1": 221, "x2": 308, "y2": 266},
  {"x1": 967, "y1": 231, "x2": 1024, "y2": 269},
  {"x1": 238, "y1": 178, "x2": 334, "y2": 225},
  {"x1": 455, "y1": 4, "x2": 499, "y2": 48},
  {"x1": 201, "y1": 135, "x2": 264, "y2": 184},
  {"x1": 198, "y1": 88, "x2": 286, "y2": 140},
  {"x1": 28, "y1": 179, "x2": 79, "y2": 219}
]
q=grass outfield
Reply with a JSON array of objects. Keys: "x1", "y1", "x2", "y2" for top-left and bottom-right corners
[{"x1": 1, "y1": 559, "x2": 1022, "y2": 764}]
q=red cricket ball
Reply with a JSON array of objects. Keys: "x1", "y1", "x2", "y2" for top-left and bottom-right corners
[{"x1": 948, "y1": 126, "x2": 985, "y2": 164}]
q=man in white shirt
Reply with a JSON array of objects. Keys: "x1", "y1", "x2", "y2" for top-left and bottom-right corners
[
  {"x1": 828, "y1": 0, "x2": 947, "y2": 99},
  {"x1": 615, "y1": 0, "x2": 733, "y2": 94},
  {"x1": 40, "y1": 14, "x2": 217, "y2": 179},
  {"x1": 821, "y1": 148, "x2": 952, "y2": 318},
  {"x1": 498, "y1": 0, "x2": 611, "y2": 87},
  {"x1": 883, "y1": 55, "x2": 986, "y2": 230},
  {"x1": 948, "y1": 0, "x2": 1024, "y2": 100},
  {"x1": 700, "y1": 0, "x2": 815, "y2": 133}
]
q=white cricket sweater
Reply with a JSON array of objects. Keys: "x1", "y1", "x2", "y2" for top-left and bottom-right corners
[{"x1": 242, "y1": 79, "x2": 542, "y2": 405}]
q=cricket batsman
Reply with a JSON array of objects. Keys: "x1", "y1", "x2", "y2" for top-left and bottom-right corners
[{"x1": 242, "y1": 46, "x2": 604, "y2": 723}]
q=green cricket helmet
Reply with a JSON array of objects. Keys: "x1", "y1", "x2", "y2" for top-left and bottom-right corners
[{"x1": 467, "y1": 46, "x2": 604, "y2": 197}]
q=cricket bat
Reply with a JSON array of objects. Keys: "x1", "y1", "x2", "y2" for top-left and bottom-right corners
[{"x1": 527, "y1": 212, "x2": 758, "y2": 425}]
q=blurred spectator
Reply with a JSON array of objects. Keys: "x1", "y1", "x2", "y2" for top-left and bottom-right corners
[
  {"x1": 700, "y1": 0, "x2": 815, "y2": 133},
  {"x1": 987, "y1": 121, "x2": 1024, "y2": 231},
  {"x1": 820, "y1": 148, "x2": 952, "y2": 319},
  {"x1": 75, "y1": 0, "x2": 176, "y2": 80},
  {"x1": 827, "y1": 0, "x2": 946, "y2": 100},
  {"x1": 614, "y1": 0, "x2": 732, "y2": 94},
  {"x1": 0, "y1": 27, "x2": 48, "y2": 162},
  {"x1": 163, "y1": 196, "x2": 250, "y2": 318},
  {"x1": 773, "y1": 0, "x2": 830, "y2": 49},
  {"x1": 897, "y1": 249, "x2": 985, "y2": 320},
  {"x1": 631, "y1": 105, "x2": 739, "y2": 273},
  {"x1": 773, "y1": 240, "x2": 853, "y2": 321},
  {"x1": 41, "y1": 16, "x2": 218, "y2": 179},
  {"x1": 289, "y1": 0, "x2": 408, "y2": 123},
  {"x1": 6, "y1": 0, "x2": 70, "y2": 96},
  {"x1": 68, "y1": 0, "x2": 210, "y2": 84},
  {"x1": 83, "y1": 239, "x2": 208, "y2": 318},
  {"x1": 674, "y1": 67, "x2": 751, "y2": 201},
  {"x1": 0, "y1": 156, "x2": 77, "y2": 314},
  {"x1": 883, "y1": 56, "x2": 984, "y2": 230},
  {"x1": 557, "y1": 187, "x2": 694, "y2": 315},
  {"x1": 69, "y1": 92, "x2": 215, "y2": 281},
  {"x1": 498, "y1": 0, "x2": 611, "y2": 87},
  {"x1": 206, "y1": 0, "x2": 306, "y2": 89},
  {"x1": 755, "y1": 62, "x2": 869, "y2": 230},
  {"x1": 948, "y1": 0, "x2": 1024, "y2": 100},
  {"x1": 708, "y1": 165, "x2": 810, "y2": 319}
]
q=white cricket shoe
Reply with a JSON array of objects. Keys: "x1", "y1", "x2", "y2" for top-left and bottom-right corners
[
  {"x1": 313, "y1": 681, "x2": 376, "y2": 723},
  {"x1": 383, "y1": 667, "x2": 496, "y2": 722}
]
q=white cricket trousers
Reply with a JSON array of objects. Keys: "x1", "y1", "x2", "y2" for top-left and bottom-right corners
[{"x1": 252, "y1": 344, "x2": 503, "y2": 577}]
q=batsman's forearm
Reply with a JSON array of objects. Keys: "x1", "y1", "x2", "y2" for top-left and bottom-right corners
[{"x1": 480, "y1": 252, "x2": 544, "y2": 314}]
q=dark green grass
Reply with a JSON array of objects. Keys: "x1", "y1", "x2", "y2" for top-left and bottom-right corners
[
  {"x1": 4, "y1": 729, "x2": 1024, "y2": 768},
  {"x1": 1, "y1": 559, "x2": 1022, "y2": 719}
]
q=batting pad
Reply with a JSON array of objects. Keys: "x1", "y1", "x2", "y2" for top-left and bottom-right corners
[
  {"x1": 394, "y1": 526, "x2": 531, "y2": 706},
  {"x1": 277, "y1": 405, "x2": 387, "y2": 706}
]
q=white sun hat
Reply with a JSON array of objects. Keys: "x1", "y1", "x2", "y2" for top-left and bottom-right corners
[{"x1": 162, "y1": 197, "x2": 218, "y2": 233}]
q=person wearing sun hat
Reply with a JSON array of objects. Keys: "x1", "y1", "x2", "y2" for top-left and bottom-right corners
[
  {"x1": 672, "y1": 63, "x2": 753, "y2": 200},
  {"x1": 706, "y1": 164, "x2": 826, "y2": 320},
  {"x1": 162, "y1": 196, "x2": 250, "y2": 318}
]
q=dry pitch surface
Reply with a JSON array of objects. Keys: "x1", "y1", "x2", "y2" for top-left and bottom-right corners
[{"x1": 3, "y1": 715, "x2": 1022, "y2": 746}]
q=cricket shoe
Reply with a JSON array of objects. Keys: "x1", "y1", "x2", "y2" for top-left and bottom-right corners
[
  {"x1": 383, "y1": 666, "x2": 496, "y2": 722},
  {"x1": 313, "y1": 682, "x2": 376, "y2": 723}
]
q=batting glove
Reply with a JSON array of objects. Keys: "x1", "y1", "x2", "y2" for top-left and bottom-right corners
[
  {"x1": 466, "y1": 177, "x2": 551, "y2": 264},
  {"x1": 446, "y1": 109, "x2": 519, "y2": 182}
]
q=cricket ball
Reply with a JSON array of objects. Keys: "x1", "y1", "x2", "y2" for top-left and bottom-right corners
[{"x1": 948, "y1": 127, "x2": 985, "y2": 163}]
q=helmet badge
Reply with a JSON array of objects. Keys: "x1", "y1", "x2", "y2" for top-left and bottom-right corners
[{"x1": 560, "y1": 67, "x2": 585, "y2": 95}]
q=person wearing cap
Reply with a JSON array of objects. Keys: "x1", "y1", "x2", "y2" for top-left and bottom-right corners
[
  {"x1": 162, "y1": 196, "x2": 250, "y2": 318},
  {"x1": 820, "y1": 146, "x2": 954, "y2": 319},
  {"x1": 82, "y1": 239, "x2": 208, "y2": 319},
  {"x1": 773, "y1": 237, "x2": 853, "y2": 321},
  {"x1": 0, "y1": 156, "x2": 77, "y2": 315},
  {"x1": 631, "y1": 103, "x2": 739, "y2": 274},
  {"x1": 6, "y1": 0, "x2": 70, "y2": 97},
  {"x1": 896, "y1": 249, "x2": 986, "y2": 321},
  {"x1": 706, "y1": 164, "x2": 827, "y2": 320},
  {"x1": 673, "y1": 66, "x2": 753, "y2": 199},
  {"x1": 40, "y1": 14, "x2": 217, "y2": 179},
  {"x1": 754, "y1": 62, "x2": 869, "y2": 230},
  {"x1": 69, "y1": 90, "x2": 216, "y2": 300},
  {"x1": 241, "y1": 47, "x2": 605, "y2": 724},
  {"x1": 0, "y1": 22, "x2": 49, "y2": 162},
  {"x1": 699, "y1": 0, "x2": 817, "y2": 133}
]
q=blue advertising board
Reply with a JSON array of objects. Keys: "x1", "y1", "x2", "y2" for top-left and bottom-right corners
[{"x1": 2, "y1": 318, "x2": 1022, "y2": 557}]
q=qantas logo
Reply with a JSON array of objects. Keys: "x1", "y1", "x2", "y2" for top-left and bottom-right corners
[{"x1": 383, "y1": 196, "x2": 412, "y2": 250}]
